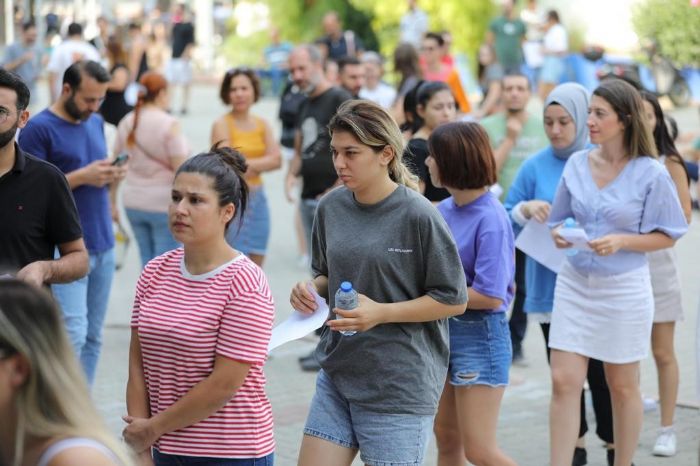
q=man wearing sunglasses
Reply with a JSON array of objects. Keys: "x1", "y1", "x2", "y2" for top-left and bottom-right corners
[
  {"x1": 0, "y1": 69, "x2": 88, "y2": 287},
  {"x1": 18, "y1": 60, "x2": 124, "y2": 387}
]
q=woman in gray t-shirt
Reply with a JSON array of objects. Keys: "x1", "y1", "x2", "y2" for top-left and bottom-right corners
[{"x1": 289, "y1": 100, "x2": 468, "y2": 466}]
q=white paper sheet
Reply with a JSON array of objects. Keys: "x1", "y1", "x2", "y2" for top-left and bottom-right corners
[
  {"x1": 268, "y1": 285, "x2": 329, "y2": 353},
  {"x1": 558, "y1": 227, "x2": 592, "y2": 251},
  {"x1": 515, "y1": 220, "x2": 566, "y2": 273}
]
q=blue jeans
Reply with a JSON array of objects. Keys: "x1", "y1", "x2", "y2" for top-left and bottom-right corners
[
  {"x1": 153, "y1": 450, "x2": 274, "y2": 466},
  {"x1": 299, "y1": 198, "x2": 320, "y2": 258},
  {"x1": 448, "y1": 311, "x2": 512, "y2": 387},
  {"x1": 52, "y1": 248, "x2": 115, "y2": 386},
  {"x1": 304, "y1": 371, "x2": 433, "y2": 466},
  {"x1": 126, "y1": 208, "x2": 179, "y2": 267},
  {"x1": 226, "y1": 188, "x2": 270, "y2": 256}
]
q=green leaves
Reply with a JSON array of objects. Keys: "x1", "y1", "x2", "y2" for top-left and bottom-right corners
[{"x1": 632, "y1": 0, "x2": 700, "y2": 67}]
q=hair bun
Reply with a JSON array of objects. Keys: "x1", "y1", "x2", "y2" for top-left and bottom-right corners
[{"x1": 210, "y1": 142, "x2": 248, "y2": 176}]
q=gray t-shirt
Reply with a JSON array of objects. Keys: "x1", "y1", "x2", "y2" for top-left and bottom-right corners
[
  {"x1": 311, "y1": 185, "x2": 468, "y2": 415},
  {"x1": 2, "y1": 42, "x2": 41, "y2": 91}
]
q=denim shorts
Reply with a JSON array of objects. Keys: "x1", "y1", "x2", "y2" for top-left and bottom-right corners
[
  {"x1": 304, "y1": 371, "x2": 433, "y2": 466},
  {"x1": 448, "y1": 311, "x2": 512, "y2": 387},
  {"x1": 226, "y1": 187, "x2": 270, "y2": 256},
  {"x1": 153, "y1": 450, "x2": 273, "y2": 466}
]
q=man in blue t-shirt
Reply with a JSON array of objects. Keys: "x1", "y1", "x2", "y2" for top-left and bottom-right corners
[{"x1": 18, "y1": 60, "x2": 125, "y2": 386}]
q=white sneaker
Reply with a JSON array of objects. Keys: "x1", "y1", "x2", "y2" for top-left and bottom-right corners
[
  {"x1": 652, "y1": 428, "x2": 677, "y2": 457},
  {"x1": 643, "y1": 397, "x2": 658, "y2": 412}
]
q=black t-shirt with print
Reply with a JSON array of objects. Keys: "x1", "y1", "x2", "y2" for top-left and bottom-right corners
[{"x1": 297, "y1": 86, "x2": 352, "y2": 199}]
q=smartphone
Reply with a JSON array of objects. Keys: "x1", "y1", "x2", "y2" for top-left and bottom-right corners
[{"x1": 112, "y1": 153, "x2": 129, "y2": 167}]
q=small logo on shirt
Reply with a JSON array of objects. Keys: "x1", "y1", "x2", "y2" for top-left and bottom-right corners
[
  {"x1": 388, "y1": 247, "x2": 413, "y2": 254},
  {"x1": 17, "y1": 205, "x2": 23, "y2": 211}
]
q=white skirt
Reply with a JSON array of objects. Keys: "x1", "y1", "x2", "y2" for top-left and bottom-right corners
[
  {"x1": 549, "y1": 261, "x2": 654, "y2": 364},
  {"x1": 648, "y1": 248, "x2": 684, "y2": 322}
]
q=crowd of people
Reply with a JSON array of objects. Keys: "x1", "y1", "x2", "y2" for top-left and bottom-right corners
[{"x1": 1, "y1": 1, "x2": 699, "y2": 466}]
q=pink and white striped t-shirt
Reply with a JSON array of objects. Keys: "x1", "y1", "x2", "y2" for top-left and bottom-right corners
[{"x1": 131, "y1": 248, "x2": 275, "y2": 458}]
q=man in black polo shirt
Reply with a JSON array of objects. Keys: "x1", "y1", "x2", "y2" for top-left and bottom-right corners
[{"x1": 0, "y1": 69, "x2": 88, "y2": 286}]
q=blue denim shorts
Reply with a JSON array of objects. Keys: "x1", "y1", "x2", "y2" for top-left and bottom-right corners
[
  {"x1": 153, "y1": 450, "x2": 273, "y2": 466},
  {"x1": 227, "y1": 187, "x2": 270, "y2": 256},
  {"x1": 448, "y1": 311, "x2": 512, "y2": 387},
  {"x1": 304, "y1": 371, "x2": 433, "y2": 466}
]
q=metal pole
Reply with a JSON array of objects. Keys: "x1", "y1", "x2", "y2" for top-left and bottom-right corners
[
  {"x1": 193, "y1": 0, "x2": 213, "y2": 71},
  {"x1": 4, "y1": 0, "x2": 15, "y2": 45}
]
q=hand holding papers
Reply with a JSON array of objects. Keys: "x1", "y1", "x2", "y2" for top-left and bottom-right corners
[
  {"x1": 268, "y1": 284, "x2": 329, "y2": 353},
  {"x1": 558, "y1": 227, "x2": 592, "y2": 251},
  {"x1": 515, "y1": 220, "x2": 566, "y2": 273}
]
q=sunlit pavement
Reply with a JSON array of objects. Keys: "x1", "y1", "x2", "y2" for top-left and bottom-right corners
[{"x1": 77, "y1": 83, "x2": 700, "y2": 466}]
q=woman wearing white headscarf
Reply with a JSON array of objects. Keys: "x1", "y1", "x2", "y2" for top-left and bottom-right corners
[{"x1": 505, "y1": 83, "x2": 615, "y2": 466}]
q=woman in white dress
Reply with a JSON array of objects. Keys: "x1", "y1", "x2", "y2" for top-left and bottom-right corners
[{"x1": 640, "y1": 90, "x2": 692, "y2": 458}]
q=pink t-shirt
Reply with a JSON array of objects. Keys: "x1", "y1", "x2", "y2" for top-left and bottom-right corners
[
  {"x1": 115, "y1": 108, "x2": 189, "y2": 213},
  {"x1": 131, "y1": 249, "x2": 275, "y2": 458}
]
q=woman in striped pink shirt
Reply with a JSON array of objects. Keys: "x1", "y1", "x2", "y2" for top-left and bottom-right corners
[{"x1": 122, "y1": 145, "x2": 275, "y2": 466}]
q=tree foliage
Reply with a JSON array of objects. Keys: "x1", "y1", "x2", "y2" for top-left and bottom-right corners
[
  {"x1": 221, "y1": 0, "x2": 495, "y2": 71},
  {"x1": 632, "y1": 0, "x2": 700, "y2": 67}
]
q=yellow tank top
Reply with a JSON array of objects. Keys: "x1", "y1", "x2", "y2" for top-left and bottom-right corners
[{"x1": 226, "y1": 114, "x2": 267, "y2": 187}]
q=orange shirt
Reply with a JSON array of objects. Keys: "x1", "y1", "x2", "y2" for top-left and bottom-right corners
[{"x1": 226, "y1": 114, "x2": 267, "y2": 187}]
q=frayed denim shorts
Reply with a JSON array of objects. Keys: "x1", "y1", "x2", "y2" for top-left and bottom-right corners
[
  {"x1": 304, "y1": 370, "x2": 433, "y2": 466},
  {"x1": 448, "y1": 311, "x2": 511, "y2": 387}
]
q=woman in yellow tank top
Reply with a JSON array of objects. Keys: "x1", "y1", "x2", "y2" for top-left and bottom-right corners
[{"x1": 211, "y1": 68, "x2": 281, "y2": 266}]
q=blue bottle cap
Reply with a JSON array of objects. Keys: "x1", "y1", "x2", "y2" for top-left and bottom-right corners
[
  {"x1": 340, "y1": 281, "x2": 353, "y2": 292},
  {"x1": 563, "y1": 217, "x2": 576, "y2": 228}
]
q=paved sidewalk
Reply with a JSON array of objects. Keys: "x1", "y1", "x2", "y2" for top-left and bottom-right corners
[{"x1": 89, "y1": 84, "x2": 699, "y2": 466}]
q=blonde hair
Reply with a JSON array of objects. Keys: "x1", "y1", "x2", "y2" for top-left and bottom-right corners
[
  {"x1": 328, "y1": 99, "x2": 419, "y2": 191},
  {"x1": 0, "y1": 280, "x2": 133, "y2": 466}
]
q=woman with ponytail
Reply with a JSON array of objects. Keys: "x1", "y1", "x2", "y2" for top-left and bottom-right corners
[
  {"x1": 289, "y1": 100, "x2": 467, "y2": 466},
  {"x1": 123, "y1": 145, "x2": 275, "y2": 466},
  {"x1": 114, "y1": 71, "x2": 190, "y2": 267},
  {"x1": 0, "y1": 279, "x2": 132, "y2": 466},
  {"x1": 640, "y1": 90, "x2": 692, "y2": 458}
]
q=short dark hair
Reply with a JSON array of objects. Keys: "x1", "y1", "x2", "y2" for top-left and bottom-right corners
[
  {"x1": 219, "y1": 68, "x2": 261, "y2": 105},
  {"x1": 424, "y1": 32, "x2": 445, "y2": 47},
  {"x1": 62, "y1": 60, "x2": 111, "y2": 89},
  {"x1": 67, "y1": 22, "x2": 83, "y2": 37},
  {"x1": 22, "y1": 20, "x2": 36, "y2": 32},
  {"x1": 502, "y1": 71, "x2": 531, "y2": 88},
  {"x1": 547, "y1": 10, "x2": 560, "y2": 22},
  {"x1": 0, "y1": 69, "x2": 31, "y2": 110},
  {"x1": 337, "y1": 56, "x2": 361, "y2": 73},
  {"x1": 428, "y1": 122, "x2": 497, "y2": 189},
  {"x1": 176, "y1": 143, "x2": 249, "y2": 231}
]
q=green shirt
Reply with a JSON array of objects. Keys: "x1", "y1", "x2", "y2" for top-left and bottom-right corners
[
  {"x1": 481, "y1": 113, "x2": 548, "y2": 198},
  {"x1": 489, "y1": 16, "x2": 526, "y2": 69}
]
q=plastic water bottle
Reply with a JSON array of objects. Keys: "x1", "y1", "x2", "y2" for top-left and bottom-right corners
[
  {"x1": 562, "y1": 217, "x2": 579, "y2": 257},
  {"x1": 335, "y1": 281, "x2": 358, "y2": 336}
]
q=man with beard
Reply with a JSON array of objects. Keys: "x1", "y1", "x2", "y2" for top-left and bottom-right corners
[
  {"x1": 480, "y1": 72, "x2": 548, "y2": 366},
  {"x1": 284, "y1": 44, "x2": 351, "y2": 372},
  {"x1": 0, "y1": 69, "x2": 88, "y2": 286},
  {"x1": 337, "y1": 56, "x2": 365, "y2": 99},
  {"x1": 18, "y1": 60, "x2": 124, "y2": 387}
]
